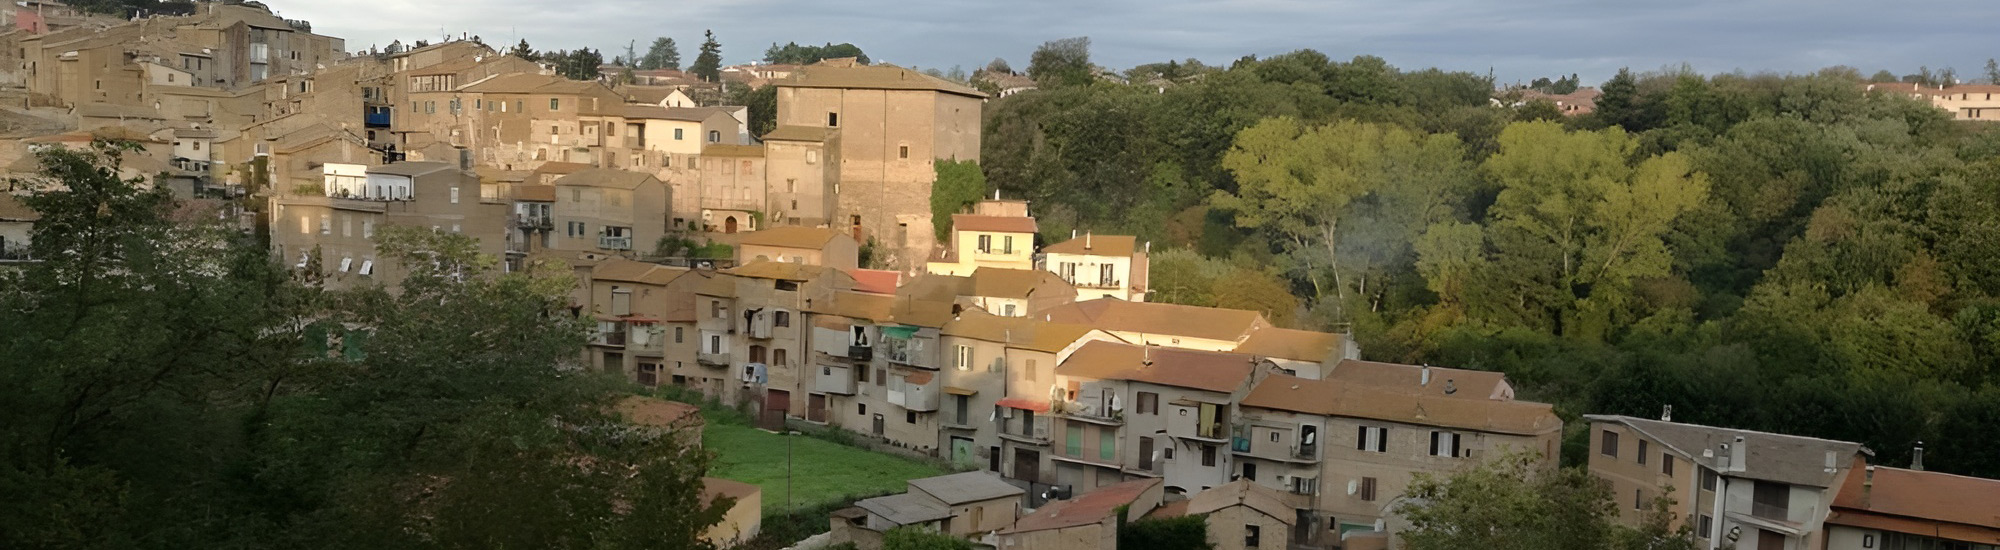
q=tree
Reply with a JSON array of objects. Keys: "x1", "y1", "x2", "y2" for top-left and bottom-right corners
[
  {"x1": 642, "y1": 37, "x2": 681, "y2": 70},
  {"x1": 1396, "y1": 453, "x2": 1696, "y2": 550},
  {"x1": 547, "y1": 48, "x2": 604, "y2": 81},
  {"x1": 1869, "y1": 69, "x2": 1899, "y2": 83},
  {"x1": 691, "y1": 30, "x2": 723, "y2": 82},
  {"x1": 763, "y1": 42, "x2": 869, "y2": 65},
  {"x1": 986, "y1": 57, "x2": 1013, "y2": 75},
  {"x1": 1469, "y1": 121, "x2": 1710, "y2": 337},
  {"x1": 882, "y1": 526, "x2": 973, "y2": 550},
  {"x1": 1986, "y1": 58, "x2": 2000, "y2": 84},
  {"x1": 931, "y1": 160, "x2": 987, "y2": 240},
  {"x1": 1217, "y1": 117, "x2": 1474, "y2": 318},
  {"x1": 1119, "y1": 515, "x2": 1213, "y2": 550},
  {"x1": 1595, "y1": 67, "x2": 1647, "y2": 130},
  {"x1": 725, "y1": 84, "x2": 778, "y2": 137},
  {"x1": 1028, "y1": 36, "x2": 1094, "y2": 88},
  {"x1": 509, "y1": 39, "x2": 538, "y2": 61}
]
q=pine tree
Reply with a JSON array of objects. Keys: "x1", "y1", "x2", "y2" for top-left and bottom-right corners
[
  {"x1": 691, "y1": 30, "x2": 722, "y2": 82},
  {"x1": 509, "y1": 39, "x2": 538, "y2": 61},
  {"x1": 641, "y1": 37, "x2": 680, "y2": 71}
]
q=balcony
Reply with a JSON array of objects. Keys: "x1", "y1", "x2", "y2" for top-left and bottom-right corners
[
  {"x1": 814, "y1": 364, "x2": 857, "y2": 395},
  {"x1": 599, "y1": 235, "x2": 633, "y2": 250},
  {"x1": 591, "y1": 329, "x2": 626, "y2": 348},
  {"x1": 1751, "y1": 502, "x2": 1790, "y2": 522},
  {"x1": 999, "y1": 417, "x2": 1051, "y2": 445},
  {"x1": 888, "y1": 371, "x2": 939, "y2": 412},
  {"x1": 848, "y1": 345, "x2": 873, "y2": 361},
  {"x1": 697, "y1": 352, "x2": 731, "y2": 367},
  {"x1": 628, "y1": 325, "x2": 664, "y2": 356},
  {"x1": 1057, "y1": 400, "x2": 1123, "y2": 426},
  {"x1": 1075, "y1": 278, "x2": 1123, "y2": 290},
  {"x1": 512, "y1": 214, "x2": 553, "y2": 231},
  {"x1": 364, "y1": 111, "x2": 391, "y2": 127}
]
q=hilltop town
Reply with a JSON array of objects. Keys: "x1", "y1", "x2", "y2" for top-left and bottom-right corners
[{"x1": 3, "y1": 2, "x2": 2000, "y2": 550}]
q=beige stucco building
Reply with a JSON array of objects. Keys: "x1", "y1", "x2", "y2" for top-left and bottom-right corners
[
  {"x1": 1040, "y1": 233, "x2": 1149, "y2": 302},
  {"x1": 734, "y1": 226, "x2": 860, "y2": 269},
  {"x1": 547, "y1": 168, "x2": 671, "y2": 257},
  {"x1": 773, "y1": 59, "x2": 986, "y2": 267},
  {"x1": 268, "y1": 161, "x2": 506, "y2": 290},
  {"x1": 929, "y1": 199, "x2": 1037, "y2": 276}
]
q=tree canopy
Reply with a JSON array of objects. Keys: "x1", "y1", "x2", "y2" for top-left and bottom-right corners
[
  {"x1": 764, "y1": 42, "x2": 868, "y2": 65},
  {"x1": 691, "y1": 30, "x2": 724, "y2": 82},
  {"x1": 641, "y1": 37, "x2": 681, "y2": 70}
]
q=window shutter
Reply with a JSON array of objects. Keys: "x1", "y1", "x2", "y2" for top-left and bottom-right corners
[{"x1": 1357, "y1": 426, "x2": 1368, "y2": 450}]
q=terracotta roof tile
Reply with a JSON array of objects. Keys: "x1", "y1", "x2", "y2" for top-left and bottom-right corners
[
  {"x1": 592, "y1": 258, "x2": 685, "y2": 285},
  {"x1": 1244, "y1": 374, "x2": 1561, "y2": 436},
  {"x1": 969, "y1": 267, "x2": 1063, "y2": 299},
  {"x1": 739, "y1": 226, "x2": 841, "y2": 250},
  {"x1": 1831, "y1": 465, "x2": 2000, "y2": 534},
  {"x1": 1000, "y1": 478, "x2": 1158, "y2": 534},
  {"x1": 552, "y1": 168, "x2": 657, "y2": 190},
  {"x1": 953, "y1": 214, "x2": 1037, "y2": 234},
  {"x1": 1056, "y1": 341, "x2": 1259, "y2": 394},
  {"x1": 779, "y1": 61, "x2": 987, "y2": 99},
  {"x1": 1325, "y1": 359, "x2": 1512, "y2": 400},
  {"x1": 846, "y1": 269, "x2": 900, "y2": 295},
  {"x1": 1043, "y1": 234, "x2": 1137, "y2": 257},
  {"x1": 1040, "y1": 299, "x2": 1268, "y2": 344},
  {"x1": 1234, "y1": 327, "x2": 1344, "y2": 362}
]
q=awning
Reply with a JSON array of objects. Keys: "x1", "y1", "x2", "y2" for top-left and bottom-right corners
[
  {"x1": 943, "y1": 386, "x2": 977, "y2": 396},
  {"x1": 996, "y1": 397, "x2": 1050, "y2": 413},
  {"x1": 904, "y1": 371, "x2": 935, "y2": 385},
  {"x1": 882, "y1": 325, "x2": 920, "y2": 338},
  {"x1": 621, "y1": 315, "x2": 661, "y2": 324}
]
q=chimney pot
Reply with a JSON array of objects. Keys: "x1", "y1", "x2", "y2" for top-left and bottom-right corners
[
  {"x1": 1661, "y1": 404, "x2": 1673, "y2": 422},
  {"x1": 1912, "y1": 442, "x2": 1925, "y2": 471}
]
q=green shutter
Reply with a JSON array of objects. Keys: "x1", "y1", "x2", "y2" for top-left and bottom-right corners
[
  {"x1": 1100, "y1": 429, "x2": 1116, "y2": 461},
  {"x1": 1066, "y1": 424, "x2": 1082, "y2": 456}
]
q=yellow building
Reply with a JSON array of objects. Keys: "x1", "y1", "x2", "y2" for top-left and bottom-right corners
[{"x1": 1041, "y1": 233, "x2": 1148, "y2": 302}]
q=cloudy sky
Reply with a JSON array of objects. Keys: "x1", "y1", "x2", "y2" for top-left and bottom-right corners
[{"x1": 274, "y1": 0, "x2": 1999, "y2": 85}]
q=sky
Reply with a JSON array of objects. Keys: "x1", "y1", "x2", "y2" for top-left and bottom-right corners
[{"x1": 273, "y1": 0, "x2": 2000, "y2": 86}]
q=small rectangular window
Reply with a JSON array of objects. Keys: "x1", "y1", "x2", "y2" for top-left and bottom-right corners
[
  {"x1": 899, "y1": 145, "x2": 909, "y2": 159},
  {"x1": 827, "y1": 112, "x2": 839, "y2": 127},
  {"x1": 1638, "y1": 440, "x2": 1649, "y2": 465},
  {"x1": 1601, "y1": 430, "x2": 1620, "y2": 458}
]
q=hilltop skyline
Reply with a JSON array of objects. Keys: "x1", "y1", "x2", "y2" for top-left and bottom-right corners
[{"x1": 272, "y1": 0, "x2": 2000, "y2": 85}]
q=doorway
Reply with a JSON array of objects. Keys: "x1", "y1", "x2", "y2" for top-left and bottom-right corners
[
  {"x1": 724, "y1": 216, "x2": 738, "y2": 233},
  {"x1": 1013, "y1": 448, "x2": 1041, "y2": 483},
  {"x1": 950, "y1": 436, "x2": 974, "y2": 466}
]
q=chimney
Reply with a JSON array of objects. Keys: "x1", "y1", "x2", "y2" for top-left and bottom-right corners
[
  {"x1": 1730, "y1": 435, "x2": 1747, "y2": 473},
  {"x1": 1912, "y1": 442, "x2": 1925, "y2": 471},
  {"x1": 1661, "y1": 405, "x2": 1673, "y2": 422},
  {"x1": 1085, "y1": 232, "x2": 1093, "y2": 250},
  {"x1": 1824, "y1": 450, "x2": 1837, "y2": 473},
  {"x1": 1443, "y1": 379, "x2": 1456, "y2": 395},
  {"x1": 1420, "y1": 365, "x2": 1431, "y2": 386},
  {"x1": 1862, "y1": 465, "x2": 1876, "y2": 507},
  {"x1": 1716, "y1": 444, "x2": 1732, "y2": 472},
  {"x1": 1142, "y1": 346, "x2": 1153, "y2": 367}
]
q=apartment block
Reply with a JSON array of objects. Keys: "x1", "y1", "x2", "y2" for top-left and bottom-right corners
[
  {"x1": 268, "y1": 161, "x2": 506, "y2": 290},
  {"x1": 1040, "y1": 232, "x2": 1149, "y2": 302}
]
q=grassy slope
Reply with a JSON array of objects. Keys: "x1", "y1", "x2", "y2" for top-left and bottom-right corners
[{"x1": 703, "y1": 422, "x2": 945, "y2": 513}]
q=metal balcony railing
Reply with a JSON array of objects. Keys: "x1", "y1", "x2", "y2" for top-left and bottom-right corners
[{"x1": 599, "y1": 235, "x2": 633, "y2": 250}]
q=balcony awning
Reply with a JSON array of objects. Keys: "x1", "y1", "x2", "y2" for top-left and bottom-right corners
[
  {"x1": 996, "y1": 397, "x2": 1050, "y2": 413},
  {"x1": 882, "y1": 325, "x2": 920, "y2": 338},
  {"x1": 904, "y1": 371, "x2": 935, "y2": 385},
  {"x1": 620, "y1": 315, "x2": 661, "y2": 324},
  {"x1": 944, "y1": 386, "x2": 977, "y2": 396}
]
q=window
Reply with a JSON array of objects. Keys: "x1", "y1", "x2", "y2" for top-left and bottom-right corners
[
  {"x1": 1752, "y1": 481, "x2": 1789, "y2": 518},
  {"x1": 977, "y1": 234, "x2": 992, "y2": 253},
  {"x1": 1137, "y1": 392, "x2": 1158, "y2": 414},
  {"x1": 1601, "y1": 430, "x2": 1620, "y2": 457},
  {"x1": 774, "y1": 311, "x2": 791, "y2": 327},
  {"x1": 827, "y1": 112, "x2": 838, "y2": 127},
  {"x1": 674, "y1": 327, "x2": 684, "y2": 343},
  {"x1": 1359, "y1": 477, "x2": 1378, "y2": 501},
  {"x1": 905, "y1": 411, "x2": 916, "y2": 424},
  {"x1": 876, "y1": 368, "x2": 886, "y2": 386},
  {"x1": 1432, "y1": 432, "x2": 1464, "y2": 458},
  {"x1": 1356, "y1": 426, "x2": 1387, "y2": 453},
  {"x1": 774, "y1": 349, "x2": 786, "y2": 366},
  {"x1": 708, "y1": 130, "x2": 720, "y2": 142},
  {"x1": 1662, "y1": 454, "x2": 1675, "y2": 476},
  {"x1": 1269, "y1": 432, "x2": 1281, "y2": 443},
  {"x1": 1099, "y1": 429, "x2": 1116, "y2": 461},
  {"x1": 1702, "y1": 469, "x2": 1717, "y2": 491},
  {"x1": 319, "y1": 215, "x2": 331, "y2": 234},
  {"x1": 1163, "y1": 447, "x2": 1174, "y2": 461},
  {"x1": 708, "y1": 335, "x2": 721, "y2": 353},
  {"x1": 1003, "y1": 304, "x2": 1017, "y2": 316},
  {"x1": 1638, "y1": 440, "x2": 1649, "y2": 465},
  {"x1": 550, "y1": 98, "x2": 561, "y2": 111},
  {"x1": 1003, "y1": 235, "x2": 1014, "y2": 254},
  {"x1": 675, "y1": 128, "x2": 684, "y2": 140},
  {"x1": 1245, "y1": 525, "x2": 1261, "y2": 548},
  {"x1": 955, "y1": 345, "x2": 971, "y2": 370},
  {"x1": 1698, "y1": 515, "x2": 1713, "y2": 538},
  {"x1": 1201, "y1": 445, "x2": 1217, "y2": 466},
  {"x1": 1066, "y1": 424, "x2": 1082, "y2": 456},
  {"x1": 858, "y1": 403, "x2": 866, "y2": 416},
  {"x1": 857, "y1": 365, "x2": 869, "y2": 382},
  {"x1": 1139, "y1": 437, "x2": 1155, "y2": 470},
  {"x1": 712, "y1": 300, "x2": 725, "y2": 319},
  {"x1": 851, "y1": 326, "x2": 869, "y2": 346},
  {"x1": 899, "y1": 145, "x2": 909, "y2": 159},
  {"x1": 449, "y1": 187, "x2": 460, "y2": 204}
]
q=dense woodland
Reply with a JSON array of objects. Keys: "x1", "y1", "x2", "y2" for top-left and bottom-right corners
[{"x1": 984, "y1": 41, "x2": 2000, "y2": 478}]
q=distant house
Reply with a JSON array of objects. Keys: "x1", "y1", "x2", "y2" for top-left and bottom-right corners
[
  {"x1": 0, "y1": 194, "x2": 37, "y2": 263},
  {"x1": 996, "y1": 478, "x2": 1163, "y2": 550},
  {"x1": 1040, "y1": 232, "x2": 1148, "y2": 302},
  {"x1": 1145, "y1": 480, "x2": 1297, "y2": 550},
  {"x1": 735, "y1": 226, "x2": 860, "y2": 269},
  {"x1": 1509, "y1": 87, "x2": 1602, "y2": 116},
  {"x1": 1824, "y1": 463, "x2": 2000, "y2": 550},
  {"x1": 1864, "y1": 82, "x2": 2000, "y2": 121},
  {"x1": 835, "y1": 471, "x2": 1026, "y2": 544},
  {"x1": 928, "y1": 199, "x2": 1038, "y2": 276},
  {"x1": 1586, "y1": 415, "x2": 1869, "y2": 550}
]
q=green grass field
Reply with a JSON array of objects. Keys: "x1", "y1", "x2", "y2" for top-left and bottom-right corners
[{"x1": 703, "y1": 422, "x2": 947, "y2": 513}]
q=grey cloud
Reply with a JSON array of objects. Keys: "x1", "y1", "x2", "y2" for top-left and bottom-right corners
[{"x1": 271, "y1": 0, "x2": 2000, "y2": 86}]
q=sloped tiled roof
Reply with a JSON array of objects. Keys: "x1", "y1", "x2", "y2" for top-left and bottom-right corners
[
  {"x1": 761, "y1": 125, "x2": 834, "y2": 142},
  {"x1": 1828, "y1": 465, "x2": 2000, "y2": 540},
  {"x1": 1040, "y1": 299, "x2": 1267, "y2": 343},
  {"x1": 908, "y1": 471, "x2": 1023, "y2": 505},
  {"x1": 953, "y1": 214, "x2": 1037, "y2": 234},
  {"x1": 969, "y1": 267, "x2": 1061, "y2": 299},
  {"x1": 846, "y1": 268, "x2": 900, "y2": 295},
  {"x1": 1325, "y1": 359, "x2": 1512, "y2": 400},
  {"x1": 738, "y1": 226, "x2": 841, "y2": 250},
  {"x1": 779, "y1": 61, "x2": 987, "y2": 98},
  {"x1": 552, "y1": 168, "x2": 656, "y2": 190},
  {"x1": 1043, "y1": 234, "x2": 1137, "y2": 257},
  {"x1": 1245, "y1": 374, "x2": 1561, "y2": 436},
  {"x1": 0, "y1": 194, "x2": 38, "y2": 221},
  {"x1": 1234, "y1": 327, "x2": 1344, "y2": 362},
  {"x1": 592, "y1": 258, "x2": 684, "y2": 285},
  {"x1": 1000, "y1": 478, "x2": 1158, "y2": 534},
  {"x1": 368, "y1": 161, "x2": 455, "y2": 177},
  {"x1": 1586, "y1": 415, "x2": 1865, "y2": 488},
  {"x1": 1056, "y1": 340, "x2": 1259, "y2": 394},
  {"x1": 1185, "y1": 480, "x2": 1296, "y2": 524}
]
